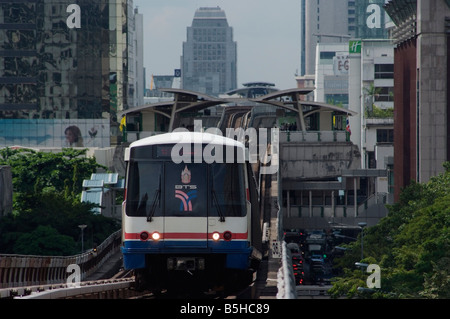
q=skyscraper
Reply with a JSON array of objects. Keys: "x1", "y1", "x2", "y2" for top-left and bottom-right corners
[
  {"x1": 300, "y1": 0, "x2": 352, "y2": 77},
  {"x1": 181, "y1": 7, "x2": 237, "y2": 96},
  {"x1": 0, "y1": 0, "x2": 142, "y2": 147}
]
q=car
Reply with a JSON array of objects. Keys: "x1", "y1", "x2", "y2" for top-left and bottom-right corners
[
  {"x1": 287, "y1": 242, "x2": 300, "y2": 254},
  {"x1": 310, "y1": 254, "x2": 324, "y2": 263},
  {"x1": 284, "y1": 229, "x2": 306, "y2": 244},
  {"x1": 292, "y1": 254, "x2": 304, "y2": 267}
]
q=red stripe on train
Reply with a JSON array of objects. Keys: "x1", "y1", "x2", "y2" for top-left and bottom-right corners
[{"x1": 124, "y1": 231, "x2": 248, "y2": 240}]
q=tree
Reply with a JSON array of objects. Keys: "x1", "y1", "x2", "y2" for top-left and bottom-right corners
[
  {"x1": 0, "y1": 148, "x2": 120, "y2": 256},
  {"x1": 330, "y1": 163, "x2": 450, "y2": 298},
  {"x1": 0, "y1": 147, "x2": 106, "y2": 203},
  {"x1": 13, "y1": 225, "x2": 78, "y2": 256}
]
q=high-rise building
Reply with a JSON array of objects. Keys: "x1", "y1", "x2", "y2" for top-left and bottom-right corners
[
  {"x1": 0, "y1": 0, "x2": 142, "y2": 148},
  {"x1": 300, "y1": 0, "x2": 352, "y2": 77},
  {"x1": 181, "y1": 7, "x2": 237, "y2": 96},
  {"x1": 385, "y1": 0, "x2": 450, "y2": 201},
  {"x1": 128, "y1": 6, "x2": 145, "y2": 108},
  {"x1": 354, "y1": 0, "x2": 392, "y2": 39},
  {"x1": 297, "y1": 0, "x2": 353, "y2": 99}
]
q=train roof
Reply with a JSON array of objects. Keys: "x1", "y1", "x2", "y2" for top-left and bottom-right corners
[{"x1": 129, "y1": 131, "x2": 246, "y2": 149}]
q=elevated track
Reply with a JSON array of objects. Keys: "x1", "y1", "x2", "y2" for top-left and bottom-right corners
[{"x1": 1, "y1": 107, "x2": 288, "y2": 299}]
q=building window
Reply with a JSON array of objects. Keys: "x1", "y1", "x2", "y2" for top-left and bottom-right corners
[
  {"x1": 332, "y1": 114, "x2": 346, "y2": 131},
  {"x1": 320, "y1": 51, "x2": 335, "y2": 60},
  {"x1": 374, "y1": 87, "x2": 394, "y2": 102},
  {"x1": 376, "y1": 129, "x2": 394, "y2": 143},
  {"x1": 375, "y1": 64, "x2": 394, "y2": 79},
  {"x1": 367, "y1": 151, "x2": 376, "y2": 168},
  {"x1": 387, "y1": 163, "x2": 394, "y2": 194}
]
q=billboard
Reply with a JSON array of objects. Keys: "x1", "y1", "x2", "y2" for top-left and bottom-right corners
[{"x1": 0, "y1": 119, "x2": 110, "y2": 148}]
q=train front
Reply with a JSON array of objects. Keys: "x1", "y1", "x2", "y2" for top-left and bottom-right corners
[{"x1": 121, "y1": 133, "x2": 256, "y2": 292}]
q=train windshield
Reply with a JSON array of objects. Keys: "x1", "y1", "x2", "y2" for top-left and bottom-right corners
[
  {"x1": 126, "y1": 161, "x2": 163, "y2": 217},
  {"x1": 210, "y1": 163, "x2": 246, "y2": 217},
  {"x1": 126, "y1": 160, "x2": 246, "y2": 218},
  {"x1": 164, "y1": 162, "x2": 207, "y2": 217}
]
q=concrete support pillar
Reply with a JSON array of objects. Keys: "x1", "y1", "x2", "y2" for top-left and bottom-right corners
[
  {"x1": 354, "y1": 177, "x2": 358, "y2": 217},
  {"x1": 287, "y1": 190, "x2": 290, "y2": 218},
  {"x1": 331, "y1": 191, "x2": 335, "y2": 218},
  {"x1": 309, "y1": 190, "x2": 312, "y2": 217}
]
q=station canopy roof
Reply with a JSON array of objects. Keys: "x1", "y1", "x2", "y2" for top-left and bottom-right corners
[{"x1": 118, "y1": 88, "x2": 356, "y2": 127}]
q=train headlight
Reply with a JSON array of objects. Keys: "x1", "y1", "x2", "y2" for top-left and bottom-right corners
[
  {"x1": 151, "y1": 232, "x2": 161, "y2": 241},
  {"x1": 223, "y1": 231, "x2": 232, "y2": 241},
  {"x1": 212, "y1": 232, "x2": 220, "y2": 241},
  {"x1": 139, "y1": 231, "x2": 149, "y2": 241}
]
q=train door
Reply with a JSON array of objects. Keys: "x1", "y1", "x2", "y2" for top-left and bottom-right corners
[{"x1": 163, "y1": 162, "x2": 208, "y2": 248}]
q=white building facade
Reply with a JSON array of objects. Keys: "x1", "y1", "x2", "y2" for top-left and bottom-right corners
[
  {"x1": 314, "y1": 43, "x2": 349, "y2": 109},
  {"x1": 348, "y1": 39, "x2": 394, "y2": 198}
]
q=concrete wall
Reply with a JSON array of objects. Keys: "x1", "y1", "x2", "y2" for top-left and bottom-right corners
[
  {"x1": 417, "y1": 0, "x2": 450, "y2": 182},
  {"x1": 392, "y1": 0, "x2": 450, "y2": 200},
  {"x1": 280, "y1": 142, "x2": 361, "y2": 180},
  {"x1": 0, "y1": 166, "x2": 12, "y2": 217}
]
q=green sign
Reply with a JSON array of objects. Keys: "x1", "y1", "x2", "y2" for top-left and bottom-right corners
[{"x1": 349, "y1": 40, "x2": 362, "y2": 54}]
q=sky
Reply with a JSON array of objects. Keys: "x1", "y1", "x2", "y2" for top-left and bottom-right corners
[{"x1": 133, "y1": 0, "x2": 301, "y2": 90}]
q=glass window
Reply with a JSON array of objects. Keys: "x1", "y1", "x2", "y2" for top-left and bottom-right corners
[
  {"x1": 375, "y1": 64, "x2": 394, "y2": 79},
  {"x1": 126, "y1": 161, "x2": 162, "y2": 217},
  {"x1": 374, "y1": 86, "x2": 394, "y2": 102},
  {"x1": 376, "y1": 129, "x2": 394, "y2": 143},
  {"x1": 211, "y1": 163, "x2": 246, "y2": 217},
  {"x1": 319, "y1": 51, "x2": 335, "y2": 62},
  {"x1": 165, "y1": 162, "x2": 207, "y2": 217},
  {"x1": 126, "y1": 151, "x2": 246, "y2": 218}
]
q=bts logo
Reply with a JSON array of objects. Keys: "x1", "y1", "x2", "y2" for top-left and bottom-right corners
[
  {"x1": 181, "y1": 165, "x2": 191, "y2": 184},
  {"x1": 175, "y1": 190, "x2": 197, "y2": 212},
  {"x1": 175, "y1": 166, "x2": 197, "y2": 212}
]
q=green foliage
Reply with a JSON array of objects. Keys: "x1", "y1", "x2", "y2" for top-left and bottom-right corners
[
  {"x1": 13, "y1": 225, "x2": 78, "y2": 256},
  {"x1": 365, "y1": 104, "x2": 394, "y2": 118},
  {"x1": 0, "y1": 147, "x2": 106, "y2": 199},
  {"x1": 330, "y1": 162, "x2": 450, "y2": 298},
  {"x1": 329, "y1": 268, "x2": 367, "y2": 299},
  {"x1": 0, "y1": 148, "x2": 119, "y2": 256}
]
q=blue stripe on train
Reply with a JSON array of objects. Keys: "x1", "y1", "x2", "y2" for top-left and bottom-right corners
[{"x1": 121, "y1": 240, "x2": 252, "y2": 270}]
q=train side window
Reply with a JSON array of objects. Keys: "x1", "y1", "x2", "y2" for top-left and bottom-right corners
[{"x1": 211, "y1": 163, "x2": 246, "y2": 217}]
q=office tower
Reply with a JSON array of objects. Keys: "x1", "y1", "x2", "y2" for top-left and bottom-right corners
[
  {"x1": 181, "y1": 7, "x2": 237, "y2": 96},
  {"x1": 300, "y1": 0, "x2": 351, "y2": 77},
  {"x1": 128, "y1": 6, "x2": 145, "y2": 108},
  {"x1": 0, "y1": 0, "x2": 141, "y2": 147}
]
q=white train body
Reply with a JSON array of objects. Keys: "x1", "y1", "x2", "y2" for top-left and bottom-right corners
[{"x1": 121, "y1": 132, "x2": 262, "y2": 291}]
